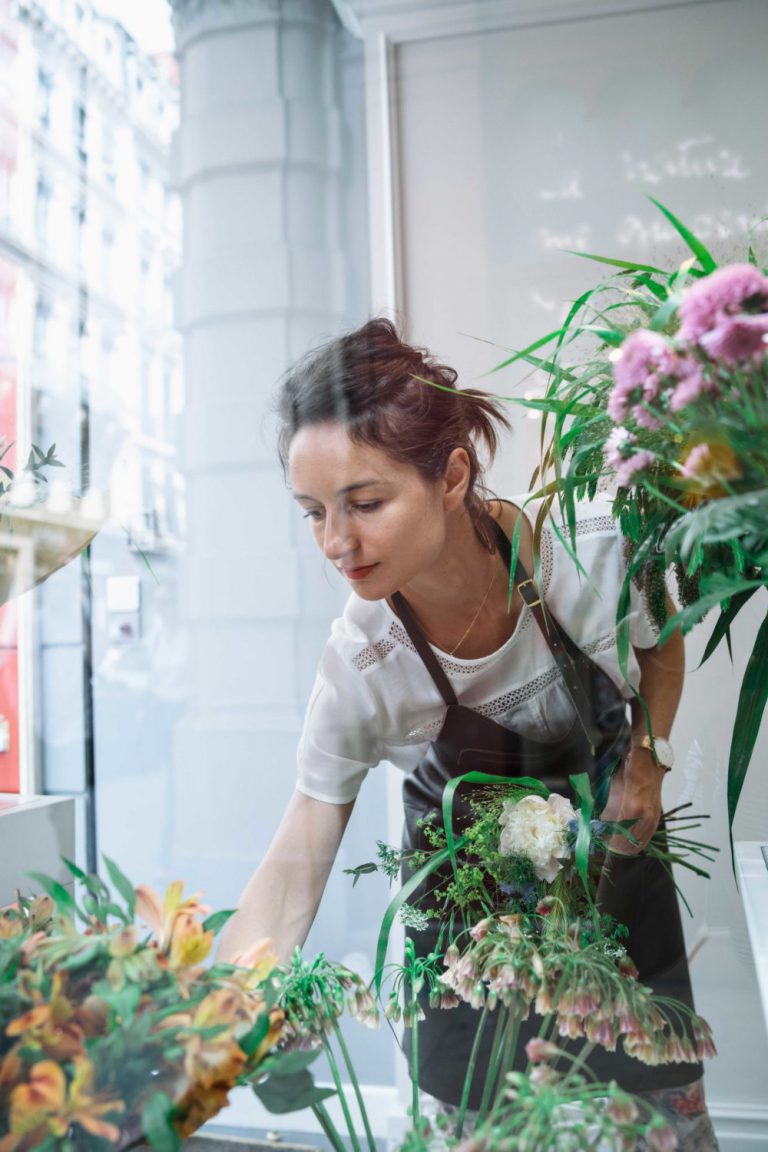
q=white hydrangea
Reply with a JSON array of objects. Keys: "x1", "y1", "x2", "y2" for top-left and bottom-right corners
[{"x1": 498, "y1": 794, "x2": 576, "y2": 882}]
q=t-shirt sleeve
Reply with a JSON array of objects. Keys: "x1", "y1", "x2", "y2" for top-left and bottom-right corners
[{"x1": 296, "y1": 634, "x2": 384, "y2": 805}]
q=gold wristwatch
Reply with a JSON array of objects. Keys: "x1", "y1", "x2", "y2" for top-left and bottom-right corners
[{"x1": 635, "y1": 734, "x2": 674, "y2": 772}]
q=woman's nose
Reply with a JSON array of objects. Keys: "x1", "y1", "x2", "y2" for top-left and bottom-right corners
[{"x1": 322, "y1": 512, "x2": 357, "y2": 561}]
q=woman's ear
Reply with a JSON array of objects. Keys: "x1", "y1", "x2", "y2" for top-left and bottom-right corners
[{"x1": 442, "y1": 448, "x2": 471, "y2": 512}]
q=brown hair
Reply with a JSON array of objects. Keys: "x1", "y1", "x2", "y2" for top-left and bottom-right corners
[{"x1": 276, "y1": 318, "x2": 512, "y2": 550}]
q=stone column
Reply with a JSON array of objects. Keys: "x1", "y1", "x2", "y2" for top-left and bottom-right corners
[{"x1": 169, "y1": 0, "x2": 350, "y2": 904}]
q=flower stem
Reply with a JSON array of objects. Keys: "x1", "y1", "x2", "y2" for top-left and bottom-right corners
[
  {"x1": 312, "y1": 1101, "x2": 348, "y2": 1152},
  {"x1": 477, "y1": 1005, "x2": 509, "y2": 1120},
  {"x1": 491, "y1": 1011, "x2": 521, "y2": 1107},
  {"x1": 455, "y1": 1000, "x2": 491, "y2": 1139},
  {"x1": 332, "y1": 1019, "x2": 377, "y2": 1152},
  {"x1": 410, "y1": 993, "x2": 420, "y2": 1125},
  {"x1": 322, "y1": 1034, "x2": 363, "y2": 1152}
]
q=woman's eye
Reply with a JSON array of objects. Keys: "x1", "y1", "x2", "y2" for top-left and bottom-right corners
[
  {"x1": 352, "y1": 501, "x2": 381, "y2": 513},
  {"x1": 302, "y1": 509, "x2": 324, "y2": 522}
]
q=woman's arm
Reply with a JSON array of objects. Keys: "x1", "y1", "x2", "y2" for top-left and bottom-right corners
[
  {"x1": 600, "y1": 613, "x2": 685, "y2": 852},
  {"x1": 217, "y1": 789, "x2": 356, "y2": 962}
]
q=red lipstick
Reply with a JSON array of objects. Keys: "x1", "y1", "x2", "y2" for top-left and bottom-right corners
[{"x1": 343, "y1": 564, "x2": 377, "y2": 581}]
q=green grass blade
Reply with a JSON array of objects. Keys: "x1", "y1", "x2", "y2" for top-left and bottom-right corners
[
  {"x1": 562, "y1": 250, "x2": 668, "y2": 276},
  {"x1": 646, "y1": 196, "x2": 717, "y2": 273},
  {"x1": 727, "y1": 607, "x2": 768, "y2": 863}
]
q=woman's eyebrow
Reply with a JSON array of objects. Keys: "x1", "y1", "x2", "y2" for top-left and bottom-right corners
[{"x1": 293, "y1": 480, "x2": 385, "y2": 501}]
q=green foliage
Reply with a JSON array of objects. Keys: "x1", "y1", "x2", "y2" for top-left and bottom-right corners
[
  {"x1": 0, "y1": 862, "x2": 285, "y2": 1150},
  {"x1": 499, "y1": 199, "x2": 768, "y2": 848}
]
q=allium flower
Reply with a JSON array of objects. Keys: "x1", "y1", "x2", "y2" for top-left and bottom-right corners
[
  {"x1": 678, "y1": 263, "x2": 768, "y2": 357},
  {"x1": 646, "y1": 1124, "x2": 679, "y2": 1152},
  {"x1": 499, "y1": 794, "x2": 576, "y2": 882},
  {"x1": 525, "y1": 1037, "x2": 561, "y2": 1064}
]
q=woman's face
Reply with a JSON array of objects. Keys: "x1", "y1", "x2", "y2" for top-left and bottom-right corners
[{"x1": 289, "y1": 421, "x2": 454, "y2": 600}]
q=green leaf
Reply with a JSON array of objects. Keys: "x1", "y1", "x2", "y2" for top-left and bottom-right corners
[
  {"x1": 485, "y1": 327, "x2": 568, "y2": 374},
  {"x1": 260, "y1": 1048, "x2": 323, "y2": 1077},
  {"x1": 727, "y1": 608, "x2": 768, "y2": 861},
  {"x1": 202, "y1": 909, "x2": 236, "y2": 935},
  {"x1": 659, "y1": 576, "x2": 766, "y2": 643},
  {"x1": 697, "y1": 588, "x2": 759, "y2": 668},
  {"x1": 374, "y1": 845, "x2": 457, "y2": 995},
  {"x1": 648, "y1": 293, "x2": 682, "y2": 332},
  {"x1": 26, "y1": 873, "x2": 77, "y2": 918},
  {"x1": 561, "y1": 250, "x2": 668, "y2": 276},
  {"x1": 342, "y1": 862, "x2": 378, "y2": 888},
  {"x1": 646, "y1": 196, "x2": 717, "y2": 274},
  {"x1": 239, "y1": 1012, "x2": 270, "y2": 1058},
  {"x1": 61, "y1": 857, "x2": 87, "y2": 881},
  {"x1": 570, "y1": 772, "x2": 595, "y2": 898},
  {"x1": 141, "y1": 1091, "x2": 182, "y2": 1152},
  {"x1": 252, "y1": 1068, "x2": 336, "y2": 1114},
  {"x1": 663, "y1": 490, "x2": 768, "y2": 564},
  {"x1": 102, "y1": 855, "x2": 137, "y2": 919}
]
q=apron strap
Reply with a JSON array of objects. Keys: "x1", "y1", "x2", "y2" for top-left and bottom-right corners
[
  {"x1": 390, "y1": 590, "x2": 459, "y2": 706},
  {"x1": 492, "y1": 517, "x2": 603, "y2": 750},
  {"x1": 392, "y1": 512, "x2": 604, "y2": 749}
]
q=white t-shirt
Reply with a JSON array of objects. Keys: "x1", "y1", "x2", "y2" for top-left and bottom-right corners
[{"x1": 296, "y1": 498, "x2": 659, "y2": 805}]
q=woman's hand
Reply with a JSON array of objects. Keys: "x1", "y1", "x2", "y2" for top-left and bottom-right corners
[
  {"x1": 601, "y1": 745, "x2": 665, "y2": 853},
  {"x1": 601, "y1": 613, "x2": 684, "y2": 854}
]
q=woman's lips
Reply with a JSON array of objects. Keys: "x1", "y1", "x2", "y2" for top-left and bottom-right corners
[{"x1": 342, "y1": 563, "x2": 378, "y2": 581}]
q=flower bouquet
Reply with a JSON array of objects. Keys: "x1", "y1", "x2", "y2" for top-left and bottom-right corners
[
  {"x1": 349, "y1": 771, "x2": 716, "y2": 1149},
  {"x1": 0, "y1": 860, "x2": 335, "y2": 1151},
  {"x1": 496, "y1": 198, "x2": 768, "y2": 843}
]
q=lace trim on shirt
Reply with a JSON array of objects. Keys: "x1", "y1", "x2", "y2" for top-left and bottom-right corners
[
  {"x1": 558, "y1": 512, "x2": 616, "y2": 539},
  {"x1": 399, "y1": 627, "x2": 617, "y2": 742},
  {"x1": 473, "y1": 665, "x2": 563, "y2": 721}
]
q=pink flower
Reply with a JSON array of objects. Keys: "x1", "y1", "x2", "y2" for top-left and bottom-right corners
[
  {"x1": 667, "y1": 359, "x2": 711, "y2": 410},
  {"x1": 615, "y1": 449, "x2": 655, "y2": 489},
  {"x1": 646, "y1": 1125, "x2": 679, "y2": 1152},
  {"x1": 525, "y1": 1037, "x2": 562, "y2": 1064},
  {"x1": 699, "y1": 312, "x2": 768, "y2": 365},
  {"x1": 608, "y1": 330, "x2": 677, "y2": 426},
  {"x1": 678, "y1": 263, "x2": 768, "y2": 345},
  {"x1": 680, "y1": 443, "x2": 712, "y2": 479}
]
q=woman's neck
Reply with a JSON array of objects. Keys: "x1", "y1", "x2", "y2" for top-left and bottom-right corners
[{"x1": 392, "y1": 503, "x2": 523, "y2": 657}]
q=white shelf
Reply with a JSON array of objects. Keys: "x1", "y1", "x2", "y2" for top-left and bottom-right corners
[
  {"x1": 735, "y1": 841, "x2": 768, "y2": 1035},
  {"x1": 0, "y1": 793, "x2": 76, "y2": 906}
]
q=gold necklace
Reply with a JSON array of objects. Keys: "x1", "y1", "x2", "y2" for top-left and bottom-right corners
[{"x1": 422, "y1": 561, "x2": 498, "y2": 657}]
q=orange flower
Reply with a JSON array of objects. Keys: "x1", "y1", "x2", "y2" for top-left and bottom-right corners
[
  {"x1": 3, "y1": 1058, "x2": 124, "y2": 1148},
  {"x1": 169, "y1": 911, "x2": 214, "y2": 969},
  {"x1": 229, "y1": 937, "x2": 278, "y2": 984},
  {"x1": 8, "y1": 1061, "x2": 68, "y2": 1137},
  {"x1": 5, "y1": 975, "x2": 85, "y2": 1061},
  {"x1": 135, "y1": 881, "x2": 211, "y2": 953},
  {"x1": 680, "y1": 440, "x2": 742, "y2": 506},
  {"x1": 175, "y1": 1080, "x2": 231, "y2": 1139}
]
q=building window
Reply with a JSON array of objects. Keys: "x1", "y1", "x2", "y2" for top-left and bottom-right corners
[
  {"x1": 74, "y1": 101, "x2": 87, "y2": 162},
  {"x1": 102, "y1": 124, "x2": 116, "y2": 186},
  {"x1": 33, "y1": 297, "x2": 51, "y2": 357},
  {"x1": 37, "y1": 69, "x2": 53, "y2": 132},
  {"x1": 35, "y1": 177, "x2": 52, "y2": 240}
]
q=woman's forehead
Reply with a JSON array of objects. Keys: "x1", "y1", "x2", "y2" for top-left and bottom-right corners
[{"x1": 288, "y1": 423, "x2": 408, "y2": 491}]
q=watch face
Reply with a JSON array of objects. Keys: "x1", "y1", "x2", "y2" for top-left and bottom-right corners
[{"x1": 653, "y1": 738, "x2": 674, "y2": 769}]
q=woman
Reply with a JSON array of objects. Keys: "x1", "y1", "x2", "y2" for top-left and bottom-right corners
[{"x1": 219, "y1": 318, "x2": 717, "y2": 1150}]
